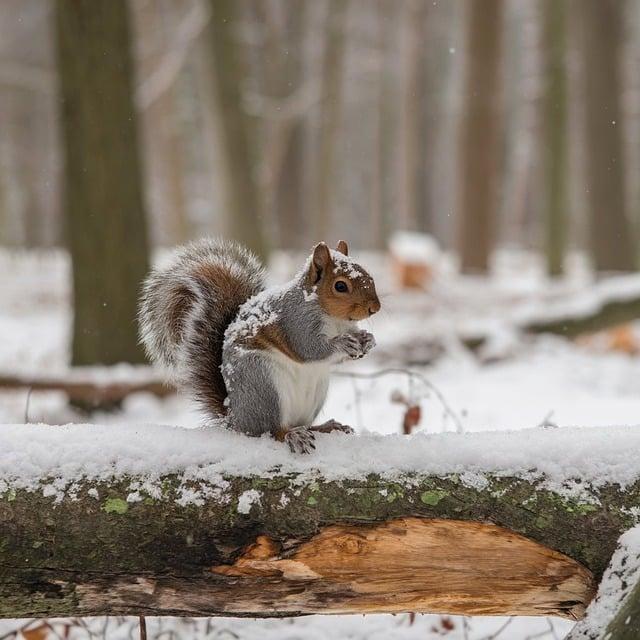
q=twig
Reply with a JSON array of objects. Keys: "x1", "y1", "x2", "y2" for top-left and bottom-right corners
[
  {"x1": 350, "y1": 377, "x2": 364, "y2": 429},
  {"x1": 139, "y1": 617, "x2": 147, "y2": 640},
  {"x1": 546, "y1": 617, "x2": 560, "y2": 640},
  {"x1": 462, "y1": 616, "x2": 470, "y2": 640},
  {"x1": 537, "y1": 410, "x2": 560, "y2": 429},
  {"x1": 334, "y1": 367, "x2": 465, "y2": 433},
  {"x1": 24, "y1": 386, "x2": 33, "y2": 423},
  {"x1": 477, "y1": 617, "x2": 513, "y2": 640}
]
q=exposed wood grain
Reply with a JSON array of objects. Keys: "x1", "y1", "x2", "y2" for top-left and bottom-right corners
[{"x1": 212, "y1": 518, "x2": 594, "y2": 618}]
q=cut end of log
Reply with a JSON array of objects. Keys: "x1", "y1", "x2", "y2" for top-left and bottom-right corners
[{"x1": 213, "y1": 518, "x2": 596, "y2": 619}]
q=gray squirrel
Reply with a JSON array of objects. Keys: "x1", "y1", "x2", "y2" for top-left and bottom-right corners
[{"x1": 138, "y1": 238, "x2": 380, "y2": 453}]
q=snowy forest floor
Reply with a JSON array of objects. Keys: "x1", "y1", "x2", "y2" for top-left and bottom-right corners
[{"x1": 2, "y1": 248, "x2": 640, "y2": 639}]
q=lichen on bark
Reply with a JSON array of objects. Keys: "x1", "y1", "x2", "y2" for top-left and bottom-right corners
[{"x1": 0, "y1": 471, "x2": 638, "y2": 618}]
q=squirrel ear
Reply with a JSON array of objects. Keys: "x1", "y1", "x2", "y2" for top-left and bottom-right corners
[
  {"x1": 310, "y1": 242, "x2": 331, "y2": 283},
  {"x1": 336, "y1": 240, "x2": 349, "y2": 256}
]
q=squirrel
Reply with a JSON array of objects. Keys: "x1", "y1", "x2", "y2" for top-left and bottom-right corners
[{"x1": 138, "y1": 238, "x2": 380, "y2": 453}]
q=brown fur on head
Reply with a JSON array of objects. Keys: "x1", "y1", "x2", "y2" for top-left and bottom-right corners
[{"x1": 307, "y1": 241, "x2": 381, "y2": 321}]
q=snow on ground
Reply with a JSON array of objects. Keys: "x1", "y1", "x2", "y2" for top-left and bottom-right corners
[{"x1": 1, "y1": 248, "x2": 640, "y2": 639}]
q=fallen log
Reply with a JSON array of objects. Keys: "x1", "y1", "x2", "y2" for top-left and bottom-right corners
[
  {"x1": 1, "y1": 423, "x2": 639, "y2": 620},
  {"x1": 0, "y1": 370, "x2": 174, "y2": 409},
  {"x1": 380, "y1": 275, "x2": 640, "y2": 365},
  {"x1": 567, "y1": 526, "x2": 640, "y2": 639},
  {"x1": 523, "y1": 295, "x2": 640, "y2": 339}
]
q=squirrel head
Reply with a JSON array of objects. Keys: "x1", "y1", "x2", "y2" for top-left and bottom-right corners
[{"x1": 306, "y1": 241, "x2": 381, "y2": 321}]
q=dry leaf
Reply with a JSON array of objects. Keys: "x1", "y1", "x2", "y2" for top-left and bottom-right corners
[{"x1": 22, "y1": 624, "x2": 49, "y2": 640}]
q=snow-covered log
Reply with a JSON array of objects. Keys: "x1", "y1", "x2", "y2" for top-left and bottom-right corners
[
  {"x1": 520, "y1": 275, "x2": 640, "y2": 339},
  {"x1": 1, "y1": 423, "x2": 639, "y2": 620},
  {"x1": 567, "y1": 526, "x2": 640, "y2": 639},
  {"x1": 0, "y1": 370, "x2": 173, "y2": 409}
]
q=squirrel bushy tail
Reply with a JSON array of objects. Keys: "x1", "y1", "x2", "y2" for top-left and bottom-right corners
[{"x1": 139, "y1": 238, "x2": 265, "y2": 416}]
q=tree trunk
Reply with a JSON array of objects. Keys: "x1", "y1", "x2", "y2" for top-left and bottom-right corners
[
  {"x1": 542, "y1": 0, "x2": 568, "y2": 277},
  {"x1": 251, "y1": 0, "x2": 307, "y2": 250},
  {"x1": 7, "y1": 421, "x2": 640, "y2": 619},
  {"x1": 370, "y1": 0, "x2": 395, "y2": 249},
  {"x1": 207, "y1": 0, "x2": 267, "y2": 259},
  {"x1": 55, "y1": 0, "x2": 150, "y2": 366},
  {"x1": 313, "y1": 0, "x2": 349, "y2": 241},
  {"x1": 133, "y1": 0, "x2": 190, "y2": 247},
  {"x1": 457, "y1": 0, "x2": 504, "y2": 274},
  {"x1": 397, "y1": 0, "x2": 428, "y2": 233},
  {"x1": 581, "y1": 0, "x2": 635, "y2": 273}
]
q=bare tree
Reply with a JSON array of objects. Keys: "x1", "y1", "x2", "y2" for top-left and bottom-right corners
[
  {"x1": 55, "y1": 0, "x2": 150, "y2": 366},
  {"x1": 370, "y1": 0, "x2": 396, "y2": 249},
  {"x1": 581, "y1": 0, "x2": 635, "y2": 272},
  {"x1": 207, "y1": 0, "x2": 267, "y2": 258},
  {"x1": 542, "y1": 0, "x2": 568, "y2": 277},
  {"x1": 313, "y1": 0, "x2": 349, "y2": 241},
  {"x1": 133, "y1": 0, "x2": 190, "y2": 247},
  {"x1": 397, "y1": 0, "x2": 429, "y2": 233},
  {"x1": 457, "y1": 0, "x2": 504, "y2": 274}
]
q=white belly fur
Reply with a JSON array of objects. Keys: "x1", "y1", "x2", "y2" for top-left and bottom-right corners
[{"x1": 266, "y1": 350, "x2": 331, "y2": 426}]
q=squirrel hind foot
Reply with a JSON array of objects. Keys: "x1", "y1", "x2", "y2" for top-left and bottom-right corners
[{"x1": 274, "y1": 425, "x2": 316, "y2": 454}]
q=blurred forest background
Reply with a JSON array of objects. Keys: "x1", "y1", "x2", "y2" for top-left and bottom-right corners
[{"x1": 2, "y1": 0, "x2": 640, "y2": 367}]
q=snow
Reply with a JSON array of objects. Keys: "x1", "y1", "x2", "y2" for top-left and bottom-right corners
[
  {"x1": 237, "y1": 488, "x2": 263, "y2": 514},
  {"x1": 2, "y1": 247, "x2": 640, "y2": 639},
  {"x1": 223, "y1": 285, "x2": 284, "y2": 345},
  {"x1": 330, "y1": 249, "x2": 367, "y2": 279},
  {"x1": 389, "y1": 231, "x2": 440, "y2": 265},
  {"x1": 570, "y1": 526, "x2": 640, "y2": 639},
  {"x1": 1, "y1": 423, "x2": 640, "y2": 503},
  {"x1": 0, "y1": 614, "x2": 574, "y2": 640}
]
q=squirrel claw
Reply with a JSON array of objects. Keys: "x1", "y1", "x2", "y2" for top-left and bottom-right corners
[{"x1": 283, "y1": 426, "x2": 316, "y2": 454}]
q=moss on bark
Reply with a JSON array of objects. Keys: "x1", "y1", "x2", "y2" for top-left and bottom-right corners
[{"x1": 1, "y1": 472, "x2": 638, "y2": 618}]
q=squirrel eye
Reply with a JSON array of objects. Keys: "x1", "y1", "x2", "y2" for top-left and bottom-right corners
[{"x1": 334, "y1": 280, "x2": 348, "y2": 293}]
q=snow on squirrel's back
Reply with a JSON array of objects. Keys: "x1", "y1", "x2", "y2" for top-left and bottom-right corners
[{"x1": 1, "y1": 423, "x2": 640, "y2": 502}]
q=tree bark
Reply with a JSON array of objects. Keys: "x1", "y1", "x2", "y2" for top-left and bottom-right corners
[
  {"x1": 4, "y1": 453, "x2": 640, "y2": 619},
  {"x1": 207, "y1": 0, "x2": 267, "y2": 259},
  {"x1": 55, "y1": 0, "x2": 150, "y2": 366},
  {"x1": 581, "y1": 0, "x2": 635, "y2": 273},
  {"x1": 457, "y1": 0, "x2": 504, "y2": 274}
]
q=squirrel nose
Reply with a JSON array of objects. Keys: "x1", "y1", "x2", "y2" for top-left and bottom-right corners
[{"x1": 368, "y1": 299, "x2": 381, "y2": 316}]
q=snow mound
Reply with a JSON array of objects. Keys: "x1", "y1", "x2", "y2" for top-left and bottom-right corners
[{"x1": 1, "y1": 423, "x2": 640, "y2": 500}]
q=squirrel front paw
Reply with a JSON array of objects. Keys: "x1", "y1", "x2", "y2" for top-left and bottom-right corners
[
  {"x1": 332, "y1": 333, "x2": 366, "y2": 360},
  {"x1": 350, "y1": 329, "x2": 376, "y2": 356}
]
